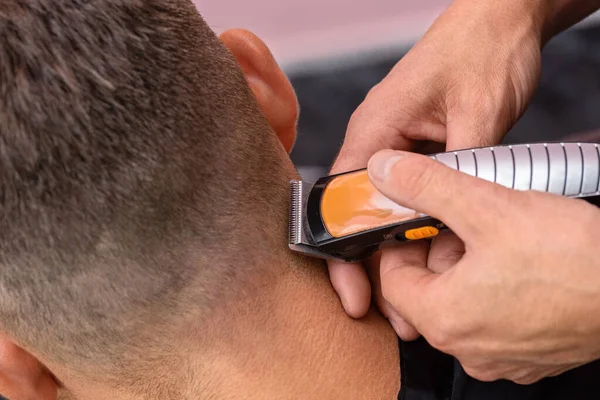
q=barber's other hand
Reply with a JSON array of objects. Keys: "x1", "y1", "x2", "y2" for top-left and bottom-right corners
[
  {"x1": 369, "y1": 149, "x2": 600, "y2": 384},
  {"x1": 328, "y1": 0, "x2": 545, "y2": 318}
]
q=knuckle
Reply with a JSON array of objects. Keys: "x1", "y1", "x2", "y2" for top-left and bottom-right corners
[
  {"x1": 348, "y1": 106, "x2": 366, "y2": 128},
  {"x1": 514, "y1": 376, "x2": 539, "y2": 385},
  {"x1": 345, "y1": 109, "x2": 399, "y2": 154},
  {"x1": 426, "y1": 314, "x2": 459, "y2": 351},
  {"x1": 364, "y1": 82, "x2": 385, "y2": 100},
  {"x1": 427, "y1": 329, "x2": 453, "y2": 351},
  {"x1": 462, "y1": 365, "x2": 498, "y2": 383},
  {"x1": 347, "y1": 102, "x2": 383, "y2": 131},
  {"x1": 511, "y1": 369, "x2": 544, "y2": 385}
]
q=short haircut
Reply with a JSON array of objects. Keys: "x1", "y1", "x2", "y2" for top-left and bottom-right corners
[{"x1": 0, "y1": 0, "x2": 288, "y2": 386}]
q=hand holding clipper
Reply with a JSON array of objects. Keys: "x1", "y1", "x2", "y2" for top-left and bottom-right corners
[{"x1": 366, "y1": 148, "x2": 600, "y2": 385}]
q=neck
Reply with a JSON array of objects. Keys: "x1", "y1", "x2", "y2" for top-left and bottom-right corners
[
  {"x1": 56, "y1": 257, "x2": 400, "y2": 400},
  {"x1": 201, "y1": 257, "x2": 400, "y2": 400}
]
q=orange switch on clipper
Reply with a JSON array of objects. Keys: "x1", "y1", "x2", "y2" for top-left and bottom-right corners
[{"x1": 405, "y1": 226, "x2": 439, "y2": 240}]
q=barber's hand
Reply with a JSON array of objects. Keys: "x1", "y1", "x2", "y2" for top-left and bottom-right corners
[
  {"x1": 328, "y1": 0, "x2": 545, "y2": 319},
  {"x1": 368, "y1": 149, "x2": 600, "y2": 384}
]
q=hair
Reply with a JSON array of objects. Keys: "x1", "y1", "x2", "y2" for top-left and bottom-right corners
[{"x1": 0, "y1": 0, "x2": 289, "y2": 388}]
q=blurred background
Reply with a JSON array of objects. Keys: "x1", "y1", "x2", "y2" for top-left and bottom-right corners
[{"x1": 197, "y1": 0, "x2": 600, "y2": 181}]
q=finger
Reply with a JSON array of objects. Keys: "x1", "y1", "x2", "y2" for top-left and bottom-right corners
[
  {"x1": 459, "y1": 360, "x2": 546, "y2": 384},
  {"x1": 461, "y1": 363, "x2": 508, "y2": 383},
  {"x1": 546, "y1": 365, "x2": 578, "y2": 378},
  {"x1": 328, "y1": 260, "x2": 372, "y2": 318},
  {"x1": 389, "y1": 310, "x2": 421, "y2": 341},
  {"x1": 478, "y1": 363, "x2": 575, "y2": 385},
  {"x1": 367, "y1": 149, "x2": 511, "y2": 241},
  {"x1": 428, "y1": 231, "x2": 465, "y2": 273},
  {"x1": 510, "y1": 368, "x2": 557, "y2": 385},
  {"x1": 379, "y1": 241, "x2": 440, "y2": 331},
  {"x1": 509, "y1": 364, "x2": 580, "y2": 384},
  {"x1": 331, "y1": 120, "x2": 413, "y2": 175},
  {"x1": 366, "y1": 250, "x2": 420, "y2": 341}
]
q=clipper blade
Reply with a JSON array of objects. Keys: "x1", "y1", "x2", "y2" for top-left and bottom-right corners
[
  {"x1": 288, "y1": 179, "x2": 332, "y2": 259},
  {"x1": 289, "y1": 180, "x2": 303, "y2": 245}
]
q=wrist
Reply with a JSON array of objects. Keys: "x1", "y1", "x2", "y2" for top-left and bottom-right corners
[
  {"x1": 449, "y1": 0, "x2": 548, "y2": 47},
  {"x1": 544, "y1": 0, "x2": 600, "y2": 42},
  {"x1": 451, "y1": 0, "x2": 600, "y2": 46}
]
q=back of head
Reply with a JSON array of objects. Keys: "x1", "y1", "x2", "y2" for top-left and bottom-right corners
[{"x1": 0, "y1": 0, "x2": 289, "y2": 388}]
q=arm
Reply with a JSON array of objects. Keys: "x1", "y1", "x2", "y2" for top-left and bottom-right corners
[
  {"x1": 327, "y1": 0, "x2": 599, "y2": 322},
  {"x1": 452, "y1": 0, "x2": 600, "y2": 44},
  {"x1": 545, "y1": 0, "x2": 600, "y2": 41}
]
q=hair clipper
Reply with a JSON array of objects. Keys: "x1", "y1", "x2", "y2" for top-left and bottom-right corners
[{"x1": 289, "y1": 142, "x2": 600, "y2": 262}]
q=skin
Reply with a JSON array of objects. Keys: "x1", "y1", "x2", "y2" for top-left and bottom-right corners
[
  {"x1": 367, "y1": 150, "x2": 600, "y2": 385},
  {"x1": 328, "y1": 0, "x2": 600, "y2": 385},
  {"x1": 0, "y1": 30, "x2": 400, "y2": 400}
]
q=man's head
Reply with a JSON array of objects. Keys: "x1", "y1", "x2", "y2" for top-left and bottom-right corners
[
  {"x1": 0, "y1": 1, "x2": 399, "y2": 399},
  {"x1": 0, "y1": 0, "x2": 301, "y2": 394}
]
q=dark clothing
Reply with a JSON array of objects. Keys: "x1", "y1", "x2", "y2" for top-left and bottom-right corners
[{"x1": 399, "y1": 338, "x2": 600, "y2": 400}]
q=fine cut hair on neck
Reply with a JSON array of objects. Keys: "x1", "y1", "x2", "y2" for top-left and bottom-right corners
[{"x1": 0, "y1": 0, "x2": 289, "y2": 390}]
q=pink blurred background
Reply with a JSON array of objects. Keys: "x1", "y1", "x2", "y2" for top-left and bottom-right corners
[
  {"x1": 195, "y1": 0, "x2": 599, "y2": 72},
  {"x1": 194, "y1": 0, "x2": 452, "y2": 70}
]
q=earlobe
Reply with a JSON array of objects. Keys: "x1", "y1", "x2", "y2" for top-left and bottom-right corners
[
  {"x1": 219, "y1": 29, "x2": 298, "y2": 153},
  {"x1": 0, "y1": 335, "x2": 58, "y2": 400}
]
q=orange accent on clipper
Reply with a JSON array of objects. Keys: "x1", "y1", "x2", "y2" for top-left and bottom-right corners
[
  {"x1": 321, "y1": 170, "x2": 421, "y2": 238},
  {"x1": 405, "y1": 226, "x2": 439, "y2": 240}
]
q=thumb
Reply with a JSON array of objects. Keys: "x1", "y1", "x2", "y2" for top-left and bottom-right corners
[{"x1": 367, "y1": 149, "x2": 510, "y2": 241}]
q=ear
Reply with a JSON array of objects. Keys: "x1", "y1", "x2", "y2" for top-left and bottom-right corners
[
  {"x1": 219, "y1": 29, "x2": 299, "y2": 153},
  {"x1": 0, "y1": 334, "x2": 57, "y2": 400}
]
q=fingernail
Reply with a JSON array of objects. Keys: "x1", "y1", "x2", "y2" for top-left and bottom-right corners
[{"x1": 368, "y1": 150, "x2": 405, "y2": 182}]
